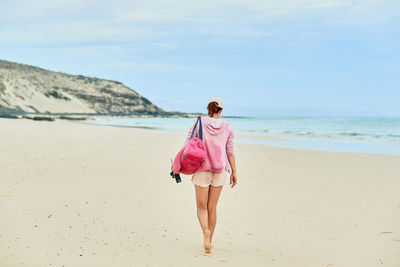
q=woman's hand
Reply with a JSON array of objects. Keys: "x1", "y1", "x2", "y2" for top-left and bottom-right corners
[{"x1": 230, "y1": 171, "x2": 237, "y2": 188}]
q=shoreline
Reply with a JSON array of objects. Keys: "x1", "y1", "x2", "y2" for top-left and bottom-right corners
[
  {"x1": 2, "y1": 117, "x2": 400, "y2": 156},
  {"x1": 79, "y1": 118, "x2": 400, "y2": 156}
]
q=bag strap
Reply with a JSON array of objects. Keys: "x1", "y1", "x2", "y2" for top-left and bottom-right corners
[
  {"x1": 190, "y1": 116, "x2": 203, "y2": 141},
  {"x1": 198, "y1": 117, "x2": 203, "y2": 140}
]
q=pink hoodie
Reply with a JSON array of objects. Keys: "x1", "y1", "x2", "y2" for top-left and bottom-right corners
[{"x1": 183, "y1": 116, "x2": 234, "y2": 173}]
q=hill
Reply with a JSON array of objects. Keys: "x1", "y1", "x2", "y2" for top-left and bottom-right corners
[{"x1": 0, "y1": 59, "x2": 166, "y2": 116}]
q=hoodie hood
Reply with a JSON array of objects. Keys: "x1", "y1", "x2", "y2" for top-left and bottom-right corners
[{"x1": 202, "y1": 117, "x2": 228, "y2": 135}]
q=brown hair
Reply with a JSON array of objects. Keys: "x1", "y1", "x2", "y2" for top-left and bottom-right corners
[{"x1": 207, "y1": 102, "x2": 222, "y2": 117}]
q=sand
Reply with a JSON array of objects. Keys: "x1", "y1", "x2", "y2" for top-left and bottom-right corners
[{"x1": 1, "y1": 118, "x2": 399, "y2": 267}]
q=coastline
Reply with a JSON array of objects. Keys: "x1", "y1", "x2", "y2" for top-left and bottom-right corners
[
  {"x1": 1, "y1": 118, "x2": 400, "y2": 267},
  {"x1": 81, "y1": 117, "x2": 400, "y2": 155}
]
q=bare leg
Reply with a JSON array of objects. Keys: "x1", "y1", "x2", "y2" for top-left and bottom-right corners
[
  {"x1": 195, "y1": 185, "x2": 212, "y2": 253},
  {"x1": 207, "y1": 185, "x2": 223, "y2": 243}
]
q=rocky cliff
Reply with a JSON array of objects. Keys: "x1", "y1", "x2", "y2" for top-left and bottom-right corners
[{"x1": 0, "y1": 59, "x2": 164, "y2": 115}]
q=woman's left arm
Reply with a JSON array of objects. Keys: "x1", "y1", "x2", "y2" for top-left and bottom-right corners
[
  {"x1": 226, "y1": 127, "x2": 234, "y2": 157},
  {"x1": 226, "y1": 127, "x2": 237, "y2": 188}
]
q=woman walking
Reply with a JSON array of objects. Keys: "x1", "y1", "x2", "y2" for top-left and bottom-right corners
[{"x1": 184, "y1": 97, "x2": 237, "y2": 253}]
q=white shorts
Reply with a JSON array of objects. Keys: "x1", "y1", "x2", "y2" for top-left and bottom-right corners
[{"x1": 191, "y1": 171, "x2": 228, "y2": 187}]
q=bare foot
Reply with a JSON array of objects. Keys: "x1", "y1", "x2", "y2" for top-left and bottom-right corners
[{"x1": 204, "y1": 229, "x2": 212, "y2": 253}]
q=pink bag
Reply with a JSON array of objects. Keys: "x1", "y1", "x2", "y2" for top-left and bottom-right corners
[{"x1": 172, "y1": 116, "x2": 206, "y2": 175}]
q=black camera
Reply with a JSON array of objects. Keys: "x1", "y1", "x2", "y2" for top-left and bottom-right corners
[{"x1": 170, "y1": 172, "x2": 182, "y2": 183}]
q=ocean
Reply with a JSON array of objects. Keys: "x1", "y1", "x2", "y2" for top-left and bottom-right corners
[{"x1": 86, "y1": 116, "x2": 400, "y2": 155}]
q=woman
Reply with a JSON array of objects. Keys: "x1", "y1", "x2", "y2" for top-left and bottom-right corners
[{"x1": 184, "y1": 97, "x2": 237, "y2": 253}]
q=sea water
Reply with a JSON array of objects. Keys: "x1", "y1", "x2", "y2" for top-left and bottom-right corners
[{"x1": 87, "y1": 116, "x2": 400, "y2": 155}]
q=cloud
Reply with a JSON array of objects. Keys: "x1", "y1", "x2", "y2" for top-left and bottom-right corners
[
  {"x1": 0, "y1": 0, "x2": 89, "y2": 21},
  {"x1": 109, "y1": 0, "x2": 354, "y2": 24},
  {"x1": 2, "y1": 0, "x2": 392, "y2": 26},
  {"x1": 1, "y1": 0, "x2": 398, "y2": 64},
  {"x1": 1, "y1": 0, "x2": 396, "y2": 67},
  {"x1": 0, "y1": 21, "x2": 161, "y2": 45},
  {"x1": 1, "y1": 0, "x2": 396, "y2": 48}
]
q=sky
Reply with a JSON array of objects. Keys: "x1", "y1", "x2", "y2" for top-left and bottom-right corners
[{"x1": 1, "y1": 0, "x2": 399, "y2": 117}]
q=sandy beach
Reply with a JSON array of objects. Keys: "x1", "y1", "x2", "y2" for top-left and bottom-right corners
[{"x1": 1, "y1": 118, "x2": 399, "y2": 267}]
